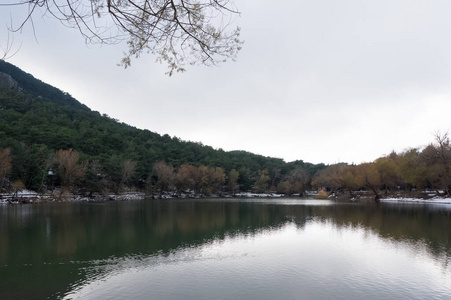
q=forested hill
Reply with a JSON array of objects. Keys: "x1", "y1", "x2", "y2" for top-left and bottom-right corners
[
  {"x1": 0, "y1": 60, "x2": 325, "y2": 193},
  {"x1": 0, "y1": 61, "x2": 90, "y2": 112}
]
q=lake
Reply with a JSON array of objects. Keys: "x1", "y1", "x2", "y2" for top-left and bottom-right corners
[{"x1": 0, "y1": 198, "x2": 450, "y2": 299}]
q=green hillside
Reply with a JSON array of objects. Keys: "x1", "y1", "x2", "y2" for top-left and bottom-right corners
[{"x1": 0, "y1": 61, "x2": 324, "y2": 195}]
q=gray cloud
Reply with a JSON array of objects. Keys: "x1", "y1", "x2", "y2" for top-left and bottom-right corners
[{"x1": 2, "y1": 0, "x2": 451, "y2": 164}]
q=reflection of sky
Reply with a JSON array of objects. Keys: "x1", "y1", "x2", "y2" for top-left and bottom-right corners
[
  {"x1": 64, "y1": 221, "x2": 451, "y2": 300},
  {"x1": 202, "y1": 198, "x2": 335, "y2": 206}
]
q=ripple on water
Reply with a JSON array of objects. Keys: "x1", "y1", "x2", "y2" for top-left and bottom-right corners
[{"x1": 63, "y1": 222, "x2": 451, "y2": 300}]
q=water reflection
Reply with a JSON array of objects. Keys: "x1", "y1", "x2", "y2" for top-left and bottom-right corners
[
  {"x1": 65, "y1": 221, "x2": 451, "y2": 300},
  {"x1": 0, "y1": 199, "x2": 450, "y2": 299}
]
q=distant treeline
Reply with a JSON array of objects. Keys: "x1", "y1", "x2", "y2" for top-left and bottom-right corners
[
  {"x1": 1, "y1": 61, "x2": 450, "y2": 200},
  {"x1": 312, "y1": 132, "x2": 451, "y2": 200},
  {"x1": 0, "y1": 147, "x2": 317, "y2": 197},
  {"x1": 1, "y1": 132, "x2": 450, "y2": 199}
]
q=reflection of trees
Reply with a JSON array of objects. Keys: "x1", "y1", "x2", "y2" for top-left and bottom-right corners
[
  {"x1": 0, "y1": 201, "x2": 450, "y2": 299},
  {"x1": 0, "y1": 200, "x2": 310, "y2": 298},
  {"x1": 0, "y1": 200, "x2": 312, "y2": 262},
  {"x1": 311, "y1": 203, "x2": 451, "y2": 260}
]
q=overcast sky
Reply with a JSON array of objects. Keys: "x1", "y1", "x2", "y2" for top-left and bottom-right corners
[{"x1": 2, "y1": 0, "x2": 451, "y2": 165}]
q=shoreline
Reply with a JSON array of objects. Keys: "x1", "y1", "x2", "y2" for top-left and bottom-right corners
[
  {"x1": 1, "y1": 189, "x2": 451, "y2": 205},
  {"x1": 0, "y1": 191, "x2": 147, "y2": 204},
  {"x1": 327, "y1": 189, "x2": 451, "y2": 204}
]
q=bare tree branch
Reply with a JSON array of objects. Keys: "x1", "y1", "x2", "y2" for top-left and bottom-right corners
[
  {"x1": 0, "y1": 30, "x2": 22, "y2": 60},
  {"x1": 2, "y1": 0, "x2": 243, "y2": 75}
]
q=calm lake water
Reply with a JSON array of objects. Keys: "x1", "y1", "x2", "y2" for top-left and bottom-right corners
[{"x1": 1, "y1": 198, "x2": 450, "y2": 299}]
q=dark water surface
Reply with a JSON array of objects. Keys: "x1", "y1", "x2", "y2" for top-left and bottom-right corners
[{"x1": 1, "y1": 198, "x2": 450, "y2": 299}]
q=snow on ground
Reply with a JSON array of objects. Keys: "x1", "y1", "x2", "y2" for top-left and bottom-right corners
[
  {"x1": 235, "y1": 192, "x2": 284, "y2": 198},
  {"x1": 381, "y1": 197, "x2": 451, "y2": 204},
  {"x1": 17, "y1": 189, "x2": 38, "y2": 196},
  {"x1": 2, "y1": 189, "x2": 451, "y2": 204},
  {"x1": 0, "y1": 191, "x2": 146, "y2": 203}
]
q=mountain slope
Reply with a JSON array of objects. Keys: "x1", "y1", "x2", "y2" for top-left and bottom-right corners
[{"x1": 0, "y1": 61, "x2": 324, "y2": 191}]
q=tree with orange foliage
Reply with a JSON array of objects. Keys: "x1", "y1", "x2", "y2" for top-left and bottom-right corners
[
  {"x1": 153, "y1": 161, "x2": 175, "y2": 196},
  {"x1": 197, "y1": 165, "x2": 226, "y2": 195},
  {"x1": 355, "y1": 163, "x2": 381, "y2": 202},
  {"x1": 175, "y1": 164, "x2": 199, "y2": 194}
]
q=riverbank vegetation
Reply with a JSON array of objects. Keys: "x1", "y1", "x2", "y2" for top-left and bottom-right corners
[
  {"x1": 0, "y1": 61, "x2": 450, "y2": 202},
  {"x1": 312, "y1": 131, "x2": 451, "y2": 202},
  {"x1": 2, "y1": 133, "x2": 449, "y2": 202}
]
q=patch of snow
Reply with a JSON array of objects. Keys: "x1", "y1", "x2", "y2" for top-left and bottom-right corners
[
  {"x1": 235, "y1": 192, "x2": 284, "y2": 198},
  {"x1": 381, "y1": 197, "x2": 451, "y2": 204},
  {"x1": 17, "y1": 190, "x2": 38, "y2": 196}
]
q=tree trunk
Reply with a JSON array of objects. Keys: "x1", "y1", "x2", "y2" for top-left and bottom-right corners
[
  {"x1": 368, "y1": 185, "x2": 381, "y2": 203},
  {"x1": 374, "y1": 194, "x2": 381, "y2": 203}
]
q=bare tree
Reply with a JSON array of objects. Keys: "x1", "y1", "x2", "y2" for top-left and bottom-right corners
[
  {"x1": 430, "y1": 131, "x2": 451, "y2": 196},
  {"x1": 287, "y1": 167, "x2": 309, "y2": 196},
  {"x1": 1, "y1": 31, "x2": 21, "y2": 60},
  {"x1": 153, "y1": 161, "x2": 174, "y2": 196},
  {"x1": 3, "y1": 0, "x2": 243, "y2": 75},
  {"x1": 175, "y1": 164, "x2": 198, "y2": 194},
  {"x1": 355, "y1": 163, "x2": 381, "y2": 202},
  {"x1": 56, "y1": 149, "x2": 88, "y2": 194},
  {"x1": 119, "y1": 159, "x2": 137, "y2": 192}
]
